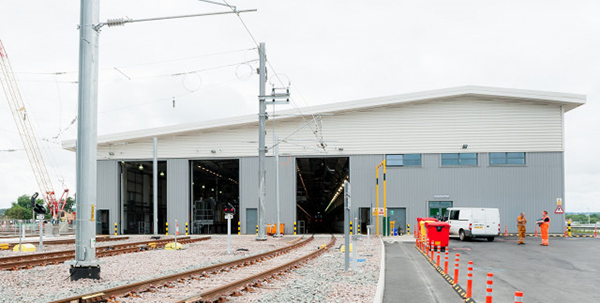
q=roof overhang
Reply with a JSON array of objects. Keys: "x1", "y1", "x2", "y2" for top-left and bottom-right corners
[{"x1": 62, "y1": 85, "x2": 586, "y2": 151}]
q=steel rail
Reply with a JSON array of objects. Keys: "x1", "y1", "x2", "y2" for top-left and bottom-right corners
[
  {"x1": 47, "y1": 236, "x2": 314, "y2": 303},
  {"x1": 1, "y1": 236, "x2": 209, "y2": 271},
  {"x1": 177, "y1": 235, "x2": 336, "y2": 303},
  {"x1": 3, "y1": 235, "x2": 130, "y2": 249}
]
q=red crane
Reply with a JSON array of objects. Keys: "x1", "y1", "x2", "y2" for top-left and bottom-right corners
[{"x1": 0, "y1": 39, "x2": 69, "y2": 219}]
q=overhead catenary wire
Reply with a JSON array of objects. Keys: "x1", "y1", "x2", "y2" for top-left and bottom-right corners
[{"x1": 221, "y1": 0, "x2": 325, "y2": 150}]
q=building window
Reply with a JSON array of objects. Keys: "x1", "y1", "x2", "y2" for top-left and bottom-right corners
[
  {"x1": 386, "y1": 154, "x2": 421, "y2": 167},
  {"x1": 441, "y1": 153, "x2": 478, "y2": 166},
  {"x1": 490, "y1": 152, "x2": 526, "y2": 165}
]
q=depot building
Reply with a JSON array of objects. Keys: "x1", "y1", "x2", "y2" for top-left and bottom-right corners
[{"x1": 63, "y1": 86, "x2": 585, "y2": 236}]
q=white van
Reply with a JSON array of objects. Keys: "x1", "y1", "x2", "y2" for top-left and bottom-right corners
[{"x1": 442, "y1": 208, "x2": 500, "y2": 241}]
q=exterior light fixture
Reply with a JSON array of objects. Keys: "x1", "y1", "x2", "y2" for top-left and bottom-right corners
[
  {"x1": 210, "y1": 150, "x2": 217, "y2": 153},
  {"x1": 462, "y1": 144, "x2": 468, "y2": 149},
  {"x1": 337, "y1": 147, "x2": 344, "y2": 151},
  {"x1": 202, "y1": 185, "x2": 206, "y2": 189},
  {"x1": 160, "y1": 171, "x2": 165, "y2": 177},
  {"x1": 138, "y1": 164, "x2": 144, "y2": 171}
]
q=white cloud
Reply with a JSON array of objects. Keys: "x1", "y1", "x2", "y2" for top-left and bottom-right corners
[{"x1": 1, "y1": 0, "x2": 599, "y2": 211}]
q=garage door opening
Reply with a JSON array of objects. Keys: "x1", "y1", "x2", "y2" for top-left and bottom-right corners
[
  {"x1": 191, "y1": 159, "x2": 239, "y2": 234},
  {"x1": 296, "y1": 157, "x2": 349, "y2": 233},
  {"x1": 120, "y1": 161, "x2": 167, "y2": 234}
]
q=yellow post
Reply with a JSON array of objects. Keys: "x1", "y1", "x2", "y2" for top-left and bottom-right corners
[
  {"x1": 383, "y1": 159, "x2": 387, "y2": 235},
  {"x1": 568, "y1": 220, "x2": 572, "y2": 237},
  {"x1": 166, "y1": 222, "x2": 169, "y2": 236},
  {"x1": 114, "y1": 222, "x2": 117, "y2": 236},
  {"x1": 376, "y1": 163, "x2": 380, "y2": 235},
  {"x1": 256, "y1": 225, "x2": 258, "y2": 235},
  {"x1": 407, "y1": 223, "x2": 410, "y2": 235},
  {"x1": 185, "y1": 222, "x2": 189, "y2": 236},
  {"x1": 238, "y1": 221, "x2": 241, "y2": 235},
  {"x1": 358, "y1": 222, "x2": 361, "y2": 234},
  {"x1": 350, "y1": 221, "x2": 353, "y2": 235},
  {"x1": 294, "y1": 221, "x2": 297, "y2": 235}
]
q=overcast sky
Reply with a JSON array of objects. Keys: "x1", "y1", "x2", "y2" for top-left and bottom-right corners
[{"x1": 0, "y1": 0, "x2": 598, "y2": 212}]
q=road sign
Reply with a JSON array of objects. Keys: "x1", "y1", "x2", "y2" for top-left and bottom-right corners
[{"x1": 555, "y1": 205, "x2": 564, "y2": 214}]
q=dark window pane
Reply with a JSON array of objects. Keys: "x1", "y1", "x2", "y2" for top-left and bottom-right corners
[{"x1": 442, "y1": 159, "x2": 459, "y2": 165}]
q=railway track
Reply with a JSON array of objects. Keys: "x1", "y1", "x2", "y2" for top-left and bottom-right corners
[
  {"x1": 48, "y1": 235, "x2": 335, "y2": 303},
  {"x1": 2, "y1": 235, "x2": 130, "y2": 250},
  {"x1": 0, "y1": 236, "x2": 210, "y2": 271}
]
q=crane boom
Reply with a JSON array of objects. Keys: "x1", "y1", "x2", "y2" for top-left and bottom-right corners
[{"x1": 0, "y1": 39, "x2": 68, "y2": 218}]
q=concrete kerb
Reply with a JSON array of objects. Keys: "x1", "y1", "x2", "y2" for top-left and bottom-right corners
[
  {"x1": 416, "y1": 245, "x2": 477, "y2": 303},
  {"x1": 373, "y1": 236, "x2": 385, "y2": 303}
]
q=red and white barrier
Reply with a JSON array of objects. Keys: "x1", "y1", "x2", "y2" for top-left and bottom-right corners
[
  {"x1": 454, "y1": 253, "x2": 460, "y2": 284},
  {"x1": 514, "y1": 291, "x2": 523, "y2": 303},
  {"x1": 467, "y1": 261, "x2": 473, "y2": 297},
  {"x1": 486, "y1": 272, "x2": 494, "y2": 303},
  {"x1": 444, "y1": 251, "x2": 449, "y2": 274},
  {"x1": 436, "y1": 245, "x2": 441, "y2": 267}
]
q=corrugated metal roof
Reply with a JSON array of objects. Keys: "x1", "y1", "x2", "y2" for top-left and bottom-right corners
[{"x1": 62, "y1": 85, "x2": 585, "y2": 150}]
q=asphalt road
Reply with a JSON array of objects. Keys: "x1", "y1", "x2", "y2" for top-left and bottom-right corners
[
  {"x1": 447, "y1": 236, "x2": 600, "y2": 302},
  {"x1": 383, "y1": 240, "x2": 464, "y2": 303}
]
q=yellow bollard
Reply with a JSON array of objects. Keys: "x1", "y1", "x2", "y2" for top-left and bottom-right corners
[
  {"x1": 166, "y1": 222, "x2": 169, "y2": 236},
  {"x1": 256, "y1": 225, "x2": 258, "y2": 235},
  {"x1": 238, "y1": 221, "x2": 241, "y2": 235},
  {"x1": 294, "y1": 221, "x2": 297, "y2": 235},
  {"x1": 407, "y1": 223, "x2": 410, "y2": 235},
  {"x1": 185, "y1": 222, "x2": 189, "y2": 236},
  {"x1": 350, "y1": 221, "x2": 353, "y2": 235},
  {"x1": 358, "y1": 223, "x2": 361, "y2": 234},
  {"x1": 114, "y1": 222, "x2": 117, "y2": 236}
]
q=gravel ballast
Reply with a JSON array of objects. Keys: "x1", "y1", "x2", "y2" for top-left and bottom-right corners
[{"x1": 0, "y1": 234, "x2": 381, "y2": 303}]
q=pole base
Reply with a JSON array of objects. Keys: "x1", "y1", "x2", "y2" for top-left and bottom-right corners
[{"x1": 69, "y1": 265, "x2": 101, "y2": 280}]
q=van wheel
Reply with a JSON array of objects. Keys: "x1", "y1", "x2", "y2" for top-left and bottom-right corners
[
  {"x1": 459, "y1": 230, "x2": 467, "y2": 241},
  {"x1": 487, "y1": 237, "x2": 495, "y2": 242}
]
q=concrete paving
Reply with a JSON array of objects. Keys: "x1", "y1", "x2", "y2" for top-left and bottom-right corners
[{"x1": 383, "y1": 236, "x2": 464, "y2": 303}]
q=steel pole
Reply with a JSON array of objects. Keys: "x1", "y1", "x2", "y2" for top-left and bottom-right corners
[
  {"x1": 344, "y1": 181, "x2": 350, "y2": 271},
  {"x1": 68, "y1": 0, "x2": 101, "y2": 279},
  {"x1": 256, "y1": 42, "x2": 267, "y2": 241},
  {"x1": 275, "y1": 134, "x2": 281, "y2": 237},
  {"x1": 153, "y1": 137, "x2": 158, "y2": 235}
]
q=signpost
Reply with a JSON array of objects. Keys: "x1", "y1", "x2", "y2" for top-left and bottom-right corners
[{"x1": 226, "y1": 213, "x2": 233, "y2": 254}]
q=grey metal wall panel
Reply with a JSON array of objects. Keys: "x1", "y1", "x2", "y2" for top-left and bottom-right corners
[
  {"x1": 349, "y1": 154, "x2": 384, "y2": 220},
  {"x1": 384, "y1": 152, "x2": 565, "y2": 234},
  {"x1": 239, "y1": 156, "x2": 296, "y2": 235},
  {"x1": 97, "y1": 160, "x2": 119, "y2": 233},
  {"x1": 239, "y1": 157, "x2": 258, "y2": 234},
  {"x1": 167, "y1": 159, "x2": 189, "y2": 230}
]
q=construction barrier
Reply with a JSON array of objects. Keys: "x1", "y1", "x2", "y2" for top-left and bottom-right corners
[
  {"x1": 486, "y1": 272, "x2": 494, "y2": 303},
  {"x1": 514, "y1": 291, "x2": 523, "y2": 303},
  {"x1": 454, "y1": 253, "x2": 460, "y2": 284},
  {"x1": 444, "y1": 251, "x2": 449, "y2": 274},
  {"x1": 534, "y1": 225, "x2": 538, "y2": 237},
  {"x1": 436, "y1": 246, "x2": 441, "y2": 267},
  {"x1": 504, "y1": 225, "x2": 508, "y2": 237},
  {"x1": 467, "y1": 261, "x2": 473, "y2": 298}
]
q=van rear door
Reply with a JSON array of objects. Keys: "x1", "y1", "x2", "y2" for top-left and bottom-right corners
[
  {"x1": 471, "y1": 209, "x2": 487, "y2": 236},
  {"x1": 484, "y1": 208, "x2": 500, "y2": 235}
]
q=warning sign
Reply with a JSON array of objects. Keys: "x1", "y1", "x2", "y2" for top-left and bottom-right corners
[
  {"x1": 378, "y1": 208, "x2": 385, "y2": 216},
  {"x1": 555, "y1": 205, "x2": 564, "y2": 214}
]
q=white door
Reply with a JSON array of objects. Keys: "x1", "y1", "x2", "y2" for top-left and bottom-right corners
[{"x1": 484, "y1": 209, "x2": 500, "y2": 235}]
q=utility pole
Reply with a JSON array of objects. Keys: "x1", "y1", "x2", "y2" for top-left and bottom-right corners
[
  {"x1": 66, "y1": 0, "x2": 101, "y2": 280},
  {"x1": 257, "y1": 42, "x2": 267, "y2": 241},
  {"x1": 153, "y1": 137, "x2": 158, "y2": 235}
]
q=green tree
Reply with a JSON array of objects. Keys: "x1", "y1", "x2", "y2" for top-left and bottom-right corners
[
  {"x1": 4, "y1": 194, "x2": 46, "y2": 220},
  {"x1": 63, "y1": 197, "x2": 75, "y2": 212}
]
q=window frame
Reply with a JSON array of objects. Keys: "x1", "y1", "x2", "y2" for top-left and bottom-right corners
[
  {"x1": 385, "y1": 154, "x2": 422, "y2": 167},
  {"x1": 489, "y1": 152, "x2": 526, "y2": 166},
  {"x1": 441, "y1": 153, "x2": 478, "y2": 166}
]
